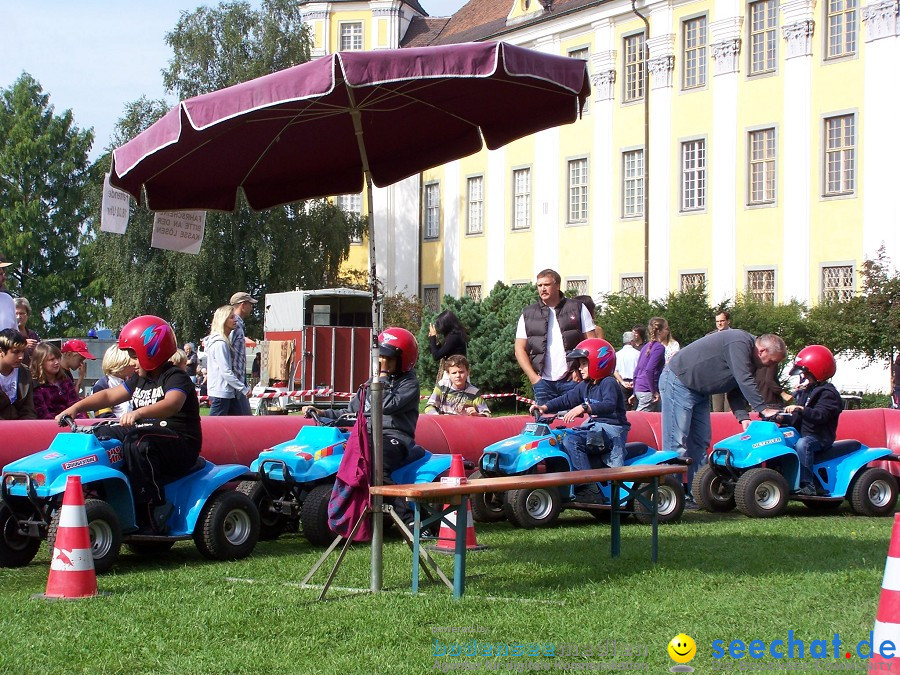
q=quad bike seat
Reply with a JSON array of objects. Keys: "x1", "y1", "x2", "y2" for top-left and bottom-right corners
[{"x1": 815, "y1": 440, "x2": 862, "y2": 464}]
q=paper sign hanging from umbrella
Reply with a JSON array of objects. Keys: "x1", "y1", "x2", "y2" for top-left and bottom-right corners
[
  {"x1": 150, "y1": 210, "x2": 206, "y2": 254},
  {"x1": 100, "y1": 173, "x2": 130, "y2": 234}
]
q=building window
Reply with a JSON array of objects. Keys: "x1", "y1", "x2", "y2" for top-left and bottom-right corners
[
  {"x1": 822, "y1": 265, "x2": 854, "y2": 301},
  {"x1": 680, "y1": 272, "x2": 706, "y2": 291},
  {"x1": 337, "y1": 193, "x2": 362, "y2": 242},
  {"x1": 339, "y1": 22, "x2": 363, "y2": 51},
  {"x1": 423, "y1": 286, "x2": 440, "y2": 313},
  {"x1": 749, "y1": 0, "x2": 777, "y2": 75},
  {"x1": 621, "y1": 276, "x2": 645, "y2": 297},
  {"x1": 683, "y1": 16, "x2": 707, "y2": 89},
  {"x1": 566, "y1": 279, "x2": 587, "y2": 295},
  {"x1": 824, "y1": 114, "x2": 855, "y2": 196},
  {"x1": 622, "y1": 150, "x2": 644, "y2": 218},
  {"x1": 511, "y1": 282, "x2": 531, "y2": 289},
  {"x1": 567, "y1": 158, "x2": 588, "y2": 224},
  {"x1": 681, "y1": 139, "x2": 706, "y2": 211},
  {"x1": 466, "y1": 176, "x2": 484, "y2": 235},
  {"x1": 512, "y1": 168, "x2": 531, "y2": 231},
  {"x1": 424, "y1": 183, "x2": 440, "y2": 239},
  {"x1": 465, "y1": 284, "x2": 482, "y2": 302},
  {"x1": 624, "y1": 33, "x2": 646, "y2": 102},
  {"x1": 826, "y1": 0, "x2": 857, "y2": 58},
  {"x1": 747, "y1": 269, "x2": 775, "y2": 303},
  {"x1": 749, "y1": 128, "x2": 776, "y2": 205},
  {"x1": 568, "y1": 47, "x2": 589, "y2": 113}
]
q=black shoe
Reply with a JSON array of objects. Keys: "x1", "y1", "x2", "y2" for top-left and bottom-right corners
[
  {"x1": 795, "y1": 484, "x2": 817, "y2": 497},
  {"x1": 403, "y1": 519, "x2": 434, "y2": 538},
  {"x1": 574, "y1": 485, "x2": 604, "y2": 504}
]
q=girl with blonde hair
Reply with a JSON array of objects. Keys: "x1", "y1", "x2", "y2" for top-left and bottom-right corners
[{"x1": 206, "y1": 305, "x2": 250, "y2": 416}]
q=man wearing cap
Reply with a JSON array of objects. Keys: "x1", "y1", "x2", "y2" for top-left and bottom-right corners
[
  {"x1": 229, "y1": 291, "x2": 257, "y2": 415},
  {"x1": 61, "y1": 339, "x2": 96, "y2": 394},
  {"x1": 614, "y1": 331, "x2": 640, "y2": 410},
  {"x1": 0, "y1": 254, "x2": 16, "y2": 332}
]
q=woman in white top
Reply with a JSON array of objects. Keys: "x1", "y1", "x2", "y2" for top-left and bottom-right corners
[
  {"x1": 206, "y1": 305, "x2": 250, "y2": 416},
  {"x1": 659, "y1": 320, "x2": 680, "y2": 364}
]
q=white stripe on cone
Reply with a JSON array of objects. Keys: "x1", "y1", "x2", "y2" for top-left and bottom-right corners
[
  {"x1": 57, "y1": 503, "x2": 88, "y2": 529},
  {"x1": 50, "y1": 547, "x2": 94, "y2": 572},
  {"x1": 884, "y1": 557, "x2": 900, "y2": 592}
]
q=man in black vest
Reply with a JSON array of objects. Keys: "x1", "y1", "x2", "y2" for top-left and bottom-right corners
[{"x1": 515, "y1": 269, "x2": 597, "y2": 405}]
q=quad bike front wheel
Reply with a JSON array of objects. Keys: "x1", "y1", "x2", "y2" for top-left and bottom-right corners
[
  {"x1": 300, "y1": 484, "x2": 336, "y2": 546},
  {"x1": 237, "y1": 480, "x2": 289, "y2": 540},
  {"x1": 194, "y1": 491, "x2": 259, "y2": 560},
  {"x1": 503, "y1": 487, "x2": 562, "y2": 529},
  {"x1": 468, "y1": 470, "x2": 506, "y2": 523},
  {"x1": 850, "y1": 468, "x2": 898, "y2": 517},
  {"x1": 0, "y1": 500, "x2": 40, "y2": 568},
  {"x1": 693, "y1": 465, "x2": 736, "y2": 512},
  {"x1": 634, "y1": 475, "x2": 685, "y2": 524},
  {"x1": 735, "y1": 468, "x2": 789, "y2": 518},
  {"x1": 48, "y1": 499, "x2": 122, "y2": 574}
]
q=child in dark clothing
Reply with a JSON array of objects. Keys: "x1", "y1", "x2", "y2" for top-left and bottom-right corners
[
  {"x1": 784, "y1": 345, "x2": 842, "y2": 496},
  {"x1": 0, "y1": 329, "x2": 36, "y2": 420},
  {"x1": 531, "y1": 338, "x2": 630, "y2": 502}
]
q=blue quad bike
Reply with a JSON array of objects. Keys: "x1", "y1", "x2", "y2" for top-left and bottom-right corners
[
  {"x1": 692, "y1": 414, "x2": 900, "y2": 518},
  {"x1": 471, "y1": 413, "x2": 688, "y2": 528},
  {"x1": 0, "y1": 417, "x2": 260, "y2": 572},
  {"x1": 237, "y1": 411, "x2": 454, "y2": 545}
]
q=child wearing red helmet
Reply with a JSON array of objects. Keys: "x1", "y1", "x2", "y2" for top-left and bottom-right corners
[
  {"x1": 306, "y1": 327, "x2": 421, "y2": 526},
  {"x1": 531, "y1": 338, "x2": 630, "y2": 503},
  {"x1": 784, "y1": 345, "x2": 842, "y2": 496},
  {"x1": 56, "y1": 315, "x2": 201, "y2": 533}
]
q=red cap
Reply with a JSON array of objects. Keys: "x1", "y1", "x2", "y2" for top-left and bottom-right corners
[{"x1": 61, "y1": 339, "x2": 96, "y2": 360}]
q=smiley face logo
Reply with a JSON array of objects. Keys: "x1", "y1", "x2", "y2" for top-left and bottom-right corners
[{"x1": 668, "y1": 634, "x2": 697, "y2": 665}]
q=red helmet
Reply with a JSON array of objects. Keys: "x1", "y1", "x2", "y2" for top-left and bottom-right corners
[
  {"x1": 118, "y1": 315, "x2": 178, "y2": 371},
  {"x1": 378, "y1": 327, "x2": 418, "y2": 373},
  {"x1": 566, "y1": 338, "x2": 616, "y2": 380},
  {"x1": 790, "y1": 345, "x2": 836, "y2": 382}
]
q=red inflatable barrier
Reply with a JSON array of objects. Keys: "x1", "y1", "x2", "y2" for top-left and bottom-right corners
[{"x1": 2, "y1": 409, "x2": 898, "y2": 473}]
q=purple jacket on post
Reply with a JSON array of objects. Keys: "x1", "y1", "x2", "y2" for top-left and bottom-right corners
[
  {"x1": 632, "y1": 341, "x2": 665, "y2": 395},
  {"x1": 32, "y1": 377, "x2": 83, "y2": 420}
]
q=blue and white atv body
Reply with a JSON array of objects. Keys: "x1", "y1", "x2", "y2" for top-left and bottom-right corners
[
  {"x1": 473, "y1": 416, "x2": 686, "y2": 528},
  {"x1": 0, "y1": 421, "x2": 259, "y2": 572},
  {"x1": 239, "y1": 414, "x2": 453, "y2": 545},
  {"x1": 693, "y1": 418, "x2": 900, "y2": 518}
]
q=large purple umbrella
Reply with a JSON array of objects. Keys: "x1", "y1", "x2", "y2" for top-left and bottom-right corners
[{"x1": 109, "y1": 41, "x2": 589, "y2": 593}]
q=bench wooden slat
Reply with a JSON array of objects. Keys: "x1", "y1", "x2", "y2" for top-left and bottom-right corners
[{"x1": 370, "y1": 464, "x2": 686, "y2": 500}]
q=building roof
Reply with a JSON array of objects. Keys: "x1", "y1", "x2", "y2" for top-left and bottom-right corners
[
  {"x1": 400, "y1": 16, "x2": 451, "y2": 47},
  {"x1": 299, "y1": 0, "x2": 429, "y2": 17}
]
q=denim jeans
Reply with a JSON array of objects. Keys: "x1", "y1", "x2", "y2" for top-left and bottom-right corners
[
  {"x1": 562, "y1": 422, "x2": 628, "y2": 471},
  {"x1": 532, "y1": 378, "x2": 578, "y2": 406},
  {"x1": 209, "y1": 396, "x2": 243, "y2": 416},
  {"x1": 660, "y1": 366, "x2": 711, "y2": 494},
  {"x1": 634, "y1": 391, "x2": 658, "y2": 412},
  {"x1": 794, "y1": 436, "x2": 822, "y2": 486}
]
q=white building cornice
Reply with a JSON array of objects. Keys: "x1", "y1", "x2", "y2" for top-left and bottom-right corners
[
  {"x1": 711, "y1": 38, "x2": 742, "y2": 75},
  {"x1": 863, "y1": 0, "x2": 900, "y2": 41},
  {"x1": 782, "y1": 19, "x2": 815, "y2": 58},
  {"x1": 591, "y1": 69, "x2": 617, "y2": 100}
]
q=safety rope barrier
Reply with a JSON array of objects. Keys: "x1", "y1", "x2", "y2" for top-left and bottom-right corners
[{"x1": 201, "y1": 389, "x2": 535, "y2": 406}]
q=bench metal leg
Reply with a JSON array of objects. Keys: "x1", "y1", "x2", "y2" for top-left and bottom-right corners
[
  {"x1": 610, "y1": 482, "x2": 620, "y2": 558},
  {"x1": 453, "y1": 497, "x2": 468, "y2": 599},
  {"x1": 651, "y1": 476, "x2": 659, "y2": 563}
]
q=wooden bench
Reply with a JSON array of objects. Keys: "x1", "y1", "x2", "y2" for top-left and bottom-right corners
[{"x1": 371, "y1": 464, "x2": 687, "y2": 598}]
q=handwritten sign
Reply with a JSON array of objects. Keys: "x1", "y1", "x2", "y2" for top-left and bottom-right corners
[
  {"x1": 100, "y1": 173, "x2": 130, "y2": 234},
  {"x1": 151, "y1": 211, "x2": 206, "y2": 255}
]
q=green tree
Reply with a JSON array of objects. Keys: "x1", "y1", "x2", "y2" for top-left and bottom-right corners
[
  {"x1": 730, "y1": 295, "x2": 810, "y2": 355},
  {"x1": 0, "y1": 74, "x2": 99, "y2": 336},
  {"x1": 85, "y1": 1, "x2": 363, "y2": 342}
]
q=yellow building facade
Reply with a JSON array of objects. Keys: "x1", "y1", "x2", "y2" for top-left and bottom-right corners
[{"x1": 301, "y1": 0, "x2": 900, "y2": 310}]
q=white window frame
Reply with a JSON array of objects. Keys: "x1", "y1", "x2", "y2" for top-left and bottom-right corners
[
  {"x1": 622, "y1": 149, "x2": 644, "y2": 218},
  {"x1": 824, "y1": 114, "x2": 855, "y2": 196},
  {"x1": 623, "y1": 32, "x2": 646, "y2": 103},
  {"x1": 748, "y1": 0, "x2": 777, "y2": 76},
  {"x1": 825, "y1": 0, "x2": 857, "y2": 59},
  {"x1": 339, "y1": 22, "x2": 363, "y2": 51},
  {"x1": 680, "y1": 272, "x2": 707, "y2": 292},
  {"x1": 337, "y1": 193, "x2": 362, "y2": 243},
  {"x1": 621, "y1": 275, "x2": 645, "y2": 297},
  {"x1": 466, "y1": 175, "x2": 484, "y2": 236},
  {"x1": 681, "y1": 139, "x2": 706, "y2": 212},
  {"x1": 568, "y1": 46, "x2": 590, "y2": 113},
  {"x1": 422, "y1": 285, "x2": 440, "y2": 313},
  {"x1": 464, "y1": 283, "x2": 483, "y2": 302},
  {"x1": 424, "y1": 182, "x2": 440, "y2": 240},
  {"x1": 567, "y1": 157, "x2": 589, "y2": 224},
  {"x1": 512, "y1": 167, "x2": 531, "y2": 231},
  {"x1": 748, "y1": 127, "x2": 776, "y2": 205},
  {"x1": 683, "y1": 16, "x2": 708, "y2": 90},
  {"x1": 820, "y1": 263, "x2": 855, "y2": 301},
  {"x1": 746, "y1": 267, "x2": 776, "y2": 303}
]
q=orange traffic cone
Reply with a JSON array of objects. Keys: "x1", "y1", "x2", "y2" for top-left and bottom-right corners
[
  {"x1": 42, "y1": 475, "x2": 98, "y2": 599},
  {"x1": 871, "y1": 514, "x2": 900, "y2": 670},
  {"x1": 433, "y1": 454, "x2": 487, "y2": 553}
]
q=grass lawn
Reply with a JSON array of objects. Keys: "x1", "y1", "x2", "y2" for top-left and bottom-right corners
[{"x1": 1, "y1": 502, "x2": 890, "y2": 674}]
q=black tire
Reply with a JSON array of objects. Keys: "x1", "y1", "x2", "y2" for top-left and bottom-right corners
[
  {"x1": 849, "y1": 468, "x2": 898, "y2": 517},
  {"x1": 237, "y1": 480, "x2": 287, "y2": 540},
  {"x1": 49, "y1": 499, "x2": 122, "y2": 574},
  {"x1": 634, "y1": 475, "x2": 685, "y2": 524},
  {"x1": 0, "y1": 501, "x2": 40, "y2": 568},
  {"x1": 735, "y1": 468, "x2": 790, "y2": 518},
  {"x1": 194, "y1": 491, "x2": 259, "y2": 560},
  {"x1": 468, "y1": 470, "x2": 506, "y2": 523},
  {"x1": 503, "y1": 487, "x2": 562, "y2": 529},
  {"x1": 693, "y1": 465, "x2": 736, "y2": 512},
  {"x1": 126, "y1": 540, "x2": 176, "y2": 555},
  {"x1": 301, "y1": 484, "x2": 336, "y2": 546}
]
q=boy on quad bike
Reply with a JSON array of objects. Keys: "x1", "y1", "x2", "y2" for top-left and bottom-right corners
[
  {"x1": 303, "y1": 327, "x2": 421, "y2": 530},
  {"x1": 530, "y1": 338, "x2": 630, "y2": 503},
  {"x1": 55, "y1": 315, "x2": 202, "y2": 535},
  {"x1": 783, "y1": 345, "x2": 842, "y2": 496}
]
